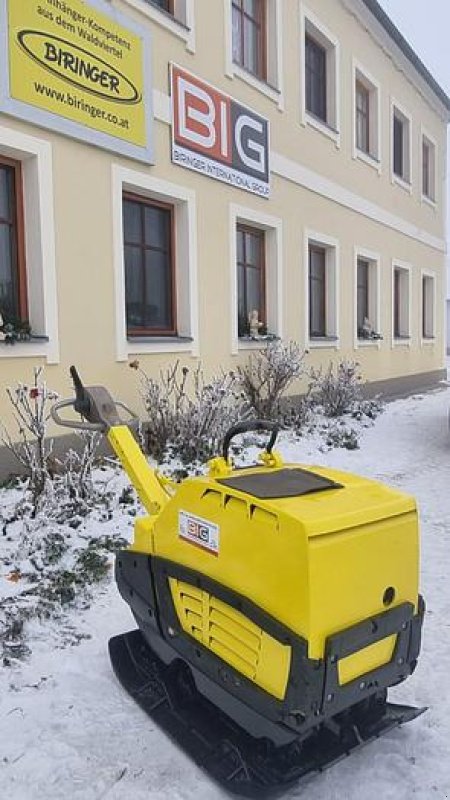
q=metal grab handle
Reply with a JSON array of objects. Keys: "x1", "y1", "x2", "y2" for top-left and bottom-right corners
[
  {"x1": 51, "y1": 397, "x2": 139, "y2": 433},
  {"x1": 50, "y1": 367, "x2": 139, "y2": 433},
  {"x1": 222, "y1": 419, "x2": 279, "y2": 462},
  {"x1": 51, "y1": 399, "x2": 105, "y2": 431}
]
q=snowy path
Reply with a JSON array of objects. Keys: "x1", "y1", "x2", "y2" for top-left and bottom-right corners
[{"x1": 1, "y1": 387, "x2": 450, "y2": 800}]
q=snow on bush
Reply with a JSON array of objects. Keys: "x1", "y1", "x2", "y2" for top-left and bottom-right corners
[
  {"x1": 308, "y1": 359, "x2": 363, "y2": 417},
  {"x1": 0, "y1": 367, "x2": 106, "y2": 517},
  {"x1": 0, "y1": 465, "x2": 133, "y2": 665},
  {"x1": 236, "y1": 340, "x2": 307, "y2": 421},
  {"x1": 1, "y1": 367, "x2": 59, "y2": 506},
  {"x1": 308, "y1": 359, "x2": 384, "y2": 423},
  {"x1": 0, "y1": 369, "x2": 135, "y2": 664},
  {"x1": 132, "y1": 360, "x2": 247, "y2": 465}
]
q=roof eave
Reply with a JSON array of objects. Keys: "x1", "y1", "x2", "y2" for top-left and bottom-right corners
[{"x1": 361, "y1": 0, "x2": 450, "y2": 118}]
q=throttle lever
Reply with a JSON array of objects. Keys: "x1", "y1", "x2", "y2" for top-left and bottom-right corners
[{"x1": 70, "y1": 365, "x2": 91, "y2": 418}]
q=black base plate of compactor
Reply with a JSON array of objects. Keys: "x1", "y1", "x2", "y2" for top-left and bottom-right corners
[{"x1": 109, "y1": 629, "x2": 425, "y2": 799}]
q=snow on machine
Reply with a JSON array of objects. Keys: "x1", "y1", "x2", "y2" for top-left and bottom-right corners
[{"x1": 51, "y1": 366, "x2": 426, "y2": 798}]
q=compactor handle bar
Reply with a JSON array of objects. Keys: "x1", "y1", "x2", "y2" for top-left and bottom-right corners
[
  {"x1": 50, "y1": 365, "x2": 138, "y2": 433},
  {"x1": 222, "y1": 419, "x2": 279, "y2": 462}
]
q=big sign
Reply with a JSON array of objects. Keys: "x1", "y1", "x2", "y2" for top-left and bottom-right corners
[{"x1": 171, "y1": 66, "x2": 270, "y2": 197}]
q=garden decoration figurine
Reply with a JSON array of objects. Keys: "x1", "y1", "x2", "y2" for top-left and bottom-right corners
[
  {"x1": 248, "y1": 308, "x2": 263, "y2": 338},
  {"x1": 360, "y1": 317, "x2": 383, "y2": 340}
]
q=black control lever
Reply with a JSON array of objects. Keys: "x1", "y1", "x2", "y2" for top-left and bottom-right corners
[{"x1": 70, "y1": 365, "x2": 92, "y2": 418}]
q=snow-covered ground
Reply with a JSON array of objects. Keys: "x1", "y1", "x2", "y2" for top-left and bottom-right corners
[{"x1": 1, "y1": 385, "x2": 450, "y2": 800}]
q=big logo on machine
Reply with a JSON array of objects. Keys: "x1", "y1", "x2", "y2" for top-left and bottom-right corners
[{"x1": 171, "y1": 65, "x2": 270, "y2": 197}]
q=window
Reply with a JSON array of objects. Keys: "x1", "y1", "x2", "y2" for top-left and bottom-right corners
[
  {"x1": 422, "y1": 274, "x2": 435, "y2": 339},
  {"x1": 237, "y1": 224, "x2": 266, "y2": 336},
  {"x1": 123, "y1": 193, "x2": 175, "y2": 335},
  {"x1": 232, "y1": 0, "x2": 266, "y2": 80},
  {"x1": 392, "y1": 105, "x2": 411, "y2": 183},
  {"x1": 113, "y1": 166, "x2": 198, "y2": 359},
  {"x1": 226, "y1": 1, "x2": 283, "y2": 105},
  {"x1": 353, "y1": 66, "x2": 380, "y2": 165},
  {"x1": 309, "y1": 245, "x2": 326, "y2": 337},
  {"x1": 356, "y1": 255, "x2": 380, "y2": 341},
  {"x1": 0, "y1": 127, "x2": 58, "y2": 362},
  {"x1": 422, "y1": 135, "x2": 436, "y2": 201},
  {"x1": 231, "y1": 205, "x2": 282, "y2": 352},
  {"x1": 357, "y1": 258, "x2": 369, "y2": 334},
  {"x1": 307, "y1": 236, "x2": 338, "y2": 343},
  {"x1": 355, "y1": 81, "x2": 369, "y2": 154},
  {"x1": 0, "y1": 156, "x2": 26, "y2": 325},
  {"x1": 393, "y1": 265, "x2": 410, "y2": 340},
  {"x1": 305, "y1": 35, "x2": 326, "y2": 122},
  {"x1": 302, "y1": 11, "x2": 339, "y2": 136}
]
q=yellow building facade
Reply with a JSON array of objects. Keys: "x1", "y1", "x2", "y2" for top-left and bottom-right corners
[{"x1": 0, "y1": 0, "x2": 449, "y2": 459}]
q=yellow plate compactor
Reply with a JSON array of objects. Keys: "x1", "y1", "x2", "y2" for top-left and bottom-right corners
[{"x1": 52, "y1": 368, "x2": 426, "y2": 797}]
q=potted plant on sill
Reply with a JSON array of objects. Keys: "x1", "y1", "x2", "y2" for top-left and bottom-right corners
[{"x1": 0, "y1": 311, "x2": 32, "y2": 344}]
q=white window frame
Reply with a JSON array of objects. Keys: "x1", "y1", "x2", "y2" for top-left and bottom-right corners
[
  {"x1": 304, "y1": 230, "x2": 339, "y2": 349},
  {"x1": 420, "y1": 126, "x2": 437, "y2": 207},
  {"x1": 353, "y1": 247, "x2": 381, "y2": 350},
  {"x1": 112, "y1": 165, "x2": 199, "y2": 360},
  {"x1": 230, "y1": 204, "x2": 283, "y2": 354},
  {"x1": 420, "y1": 269, "x2": 436, "y2": 344},
  {"x1": 0, "y1": 125, "x2": 59, "y2": 363},
  {"x1": 391, "y1": 98, "x2": 412, "y2": 192},
  {"x1": 392, "y1": 260, "x2": 412, "y2": 347},
  {"x1": 300, "y1": 4, "x2": 340, "y2": 146},
  {"x1": 122, "y1": 0, "x2": 195, "y2": 52},
  {"x1": 352, "y1": 59, "x2": 381, "y2": 173},
  {"x1": 224, "y1": 0, "x2": 284, "y2": 109}
]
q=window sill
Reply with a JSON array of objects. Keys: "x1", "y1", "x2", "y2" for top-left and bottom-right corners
[
  {"x1": 392, "y1": 336, "x2": 411, "y2": 348},
  {"x1": 421, "y1": 336, "x2": 436, "y2": 346},
  {"x1": 308, "y1": 336, "x2": 340, "y2": 350},
  {"x1": 356, "y1": 337, "x2": 382, "y2": 349},
  {"x1": 354, "y1": 148, "x2": 381, "y2": 174},
  {"x1": 126, "y1": 335, "x2": 195, "y2": 356},
  {"x1": 237, "y1": 334, "x2": 279, "y2": 350},
  {"x1": 231, "y1": 63, "x2": 282, "y2": 108},
  {"x1": 392, "y1": 173, "x2": 412, "y2": 194},
  {"x1": 120, "y1": 0, "x2": 193, "y2": 47},
  {"x1": 0, "y1": 335, "x2": 50, "y2": 358},
  {"x1": 127, "y1": 335, "x2": 193, "y2": 343},
  {"x1": 421, "y1": 193, "x2": 436, "y2": 210},
  {"x1": 304, "y1": 112, "x2": 340, "y2": 146}
]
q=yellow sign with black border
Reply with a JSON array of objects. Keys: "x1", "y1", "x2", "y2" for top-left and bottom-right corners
[{"x1": 2, "y1": 0, "x2": 151, "y2": 160}]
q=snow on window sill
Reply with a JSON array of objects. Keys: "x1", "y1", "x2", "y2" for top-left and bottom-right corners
[
  {"x1": 237, "y1": 334, "x2": 279, "y2": 350},
  {"x1": 0, "y1": 336, "x2": 50, "y2": 358}
]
